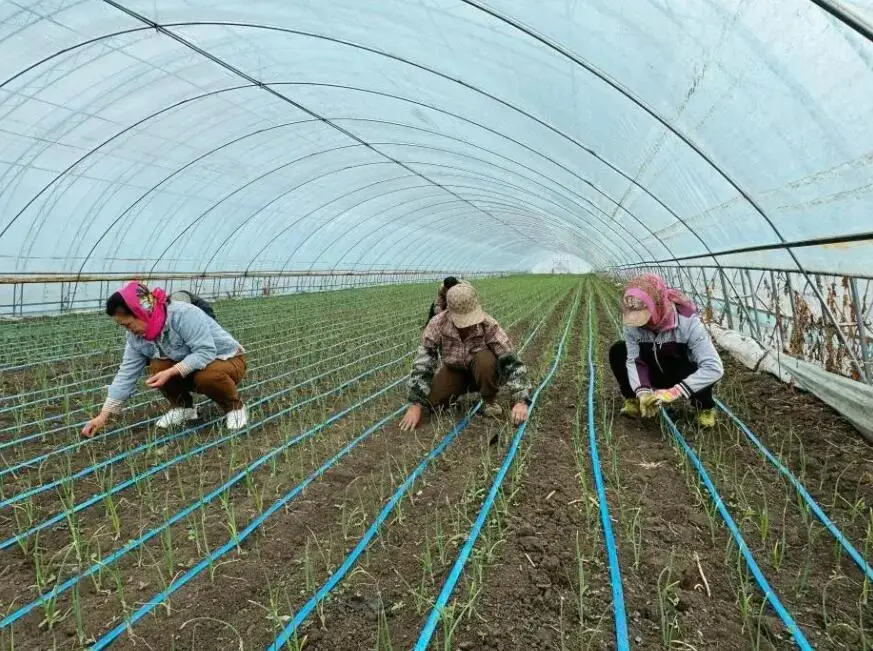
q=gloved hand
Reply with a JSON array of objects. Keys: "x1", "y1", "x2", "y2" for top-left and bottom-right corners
[
  {"x1": 653, "y1": 386, "x2": 684, "y2": 406},
  {"x1": 637, "y1": 390, "x2": 659, "y2": 418}
]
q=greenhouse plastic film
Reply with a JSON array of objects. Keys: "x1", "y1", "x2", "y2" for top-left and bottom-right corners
[{"x1": 711, "y1": 323, "x2": 873, "y2": 442}]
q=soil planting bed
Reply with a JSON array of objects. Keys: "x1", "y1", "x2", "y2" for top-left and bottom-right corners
[{"x1": 1, "y1": 278, "x2": 870, "y2": 651}]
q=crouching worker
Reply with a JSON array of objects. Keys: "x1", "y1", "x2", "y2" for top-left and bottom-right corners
[
  {"x1": 401, "y1": 282, "x2": 531, "y2": 431},
  {"x1": 81, "y1": 282, "x2": 248, "y2": 437},
  {"x1": 609, "y1": 274, "x2": 723, "y2": 428},
  {"x1": 425, "y1": 276, "x2": 460, "y2": 326}
]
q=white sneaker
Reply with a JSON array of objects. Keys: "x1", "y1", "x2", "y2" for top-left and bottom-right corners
[
  {"x1": 226, "y1": 406, "x2": 248, "y2": 430},
  {"x1": 156, "y1": 408, "x2": 199, "y2": 429}
]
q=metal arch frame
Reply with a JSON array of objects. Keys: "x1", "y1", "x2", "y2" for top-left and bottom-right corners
[
  {"x1": 265, "y1": 147, "x2": 640, "y2": 274},
  {"x1": 331, "y1": 198, "x2": 592, "y2": 274},
  {"x1": 265, "y1": 178, "x2": 593, "y2": 276},
  {"x1": 8, "y1": 13, "x2": 855, "y2": 364},
  {"x1": 131, "y1": 17, "x2": 842, "y2": 336},
  {"x1": 372, "y1": 190, "x2": 605, "y2": 273},
  {"x1": 137, "y1": 19, "x2": 747, "y2": 267},
  {"x1": 277, "y1": 172, "x2": 612, "y2": 276},
  {"x1": 199, "y1": 136, "x2": 629, "y2": 274},
  {"x1": 237, "y1": 178, "x2": 548, "y2": 276},
  {"x1": 310, "y1": 191, "x2": 604, "y2": 276},
  {"x1": 67, "y1": 117, "x2": 325, "y2": 300},
  {"x1": 377, "y1": 217, "x2": 547, "y2": 276},
  {"x1": 336, "y1": 124, "x2": 659, "y2": 255},
  {"x1": 362, "y1": 205, "x2": 556, "y2": 275},
  {"x1": 352, "y1": 199, "x2": 605, "y2": 272},
  {"x1": 614, "y1": 231, "x2": 873, "y2": 267},
  {"x1": 255, "y1": 183, "x2": 515, "y2": 274},
  {"x1": 4, "y1": 20, "x2": 717, "y2": 268},
  {"x1": 379, "y1": 169, "x2": 634, "y2": 264},
  {"x1": 807, "y1": 0, "x2": 873, "y2": 42},
  {"x1": 4, "y1": 12, "x2": 859, "y2": 277},
  {"x1": 65, "y1": 102, "x2": 659, "y2": 287},
  {"x1": 146, "y1": 143, "x2": 385, "y2": 274},
  {"x1": 461, "y1": 0, "x2": 867, "y2": 378},
  {"x1": 4, "y1": 40, "x2": 690, "y2": 277},
  {"x1": 90, "y1": 108, "x2": 665, "y2": 281},
  {"x1": 99, "y1": 1, "x2": 545, "y2": 256},
  {"x1": 61, "y1": 98, "x2": 303, "y2": 265},
  {"x1": 272, "y1": 82, "x2": 693, "y2": 270},
  {"x1": 357, "y1": 139, "x2": 656, "y2": 261},
  {"x1": 384, "y1": 156, "x2": 647, "y2": 262},
  {"x1": 294, "y1": 197, "x2": 551, "y2": 274},
  {"x1": 381, "y1": 205, "x2": 595, "y2": 275},
  {"x1": 228, "y1": 171, "x2": 571, "y2": 276},
  {"x1": 325, "y1": 200, "x2": 591, "y2": 273},
  {"x1": 0, "y1": 81, "x2": 252, "y2": 240}
]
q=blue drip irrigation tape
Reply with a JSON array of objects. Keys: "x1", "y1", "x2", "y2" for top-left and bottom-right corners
[
  {"x1": 0, "y1": 284, "x2": 530, "y2": 409},
  {"x1": 0, "y1": 286, "x2": 526, "y2": 406},
  {"x1": 7, "y1": 291, "x2": 551, "y2": 644},
  {"x1": 660, "y1": 410, "x2": 813, "y2": 651},
  {"x1": 0, "y1": 357, "x2": 409, "y2": 549},
  {"x1": 716, "y1": 398, "x2": 873, "y2": 583},
  {"x1": 0, "y1": 310, "x2": 422, "y2": 416},
  {"x1": 85, "y1": 293, "x2": 560, "y2": 648},
  {"x1": 1, "y1": 297, "x2": 544, "y2": 539},
  {"x1": 1, "y1": 291, "x2": 541, "y2": 471},
  {"x1": 0, "y1": 301, "x2": 333, "y2": 368},
  {"x1": 585, "y1": 302, "x2": 630, "y2": 649},
  {"x1": 0, "y1": 313, "x2": 419, "y2": 432},
  {"x1": 0, "y1": 316, "x2": 418, "y2": 435},
  {"x1": 0, "y1": 327, "x2": 411, "y2": 452},
  {"x1": 0, "y1": 345, "x2": 408, "y2": 503},
  {"x1": 266, "y1": 296, "x2": 560, "y2": 651},
  {"x1": 267, "y1": 405, "x2": 481, "y2": 651},
  {"x1": 87, "y1": 406, "x2": 408, "y2": 650},
  {"x1": 413, "y1": 293, "x2": 578, "y2": 651},
  {"x1": 0, "y1": 348, "x2": 114, "y2": 374},
  {"x1": 1, "y1": 381, "x2": 407, "y2": 628},
  {"x1": 0, "y1": 298, "x2": 392, "y2": 375},
  {"x1": 596, "y1": 284, "x2": 815, "y2": 647}
]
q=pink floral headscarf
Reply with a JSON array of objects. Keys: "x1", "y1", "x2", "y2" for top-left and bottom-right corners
[
  {"x1": 623, "y1": 274, "x2": 696, "y2": 331},
  {"x1": 117, "y1": 281, "x2": 168, "y2": 341}
]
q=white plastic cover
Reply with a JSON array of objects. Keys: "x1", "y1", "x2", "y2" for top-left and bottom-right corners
[
  {"x1": 711, "y1": 323, "x2": 873, "y2": 441},
  {"x1": 0, "y1": 1, "x2": 871, "y2": 275}
]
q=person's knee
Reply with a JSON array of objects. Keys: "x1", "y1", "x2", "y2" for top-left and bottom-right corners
[
  {"x1": 150, "y1": 358, "x2": 175, "y2": 374},
  {"x1": 472, "y1": 349, "x2": 498, "y2": 373},
  {"x1": 192, "y1": 369, "x2": 234, "y2": 393}
]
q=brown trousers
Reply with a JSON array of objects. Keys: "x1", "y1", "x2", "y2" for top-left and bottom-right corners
[
  {"x1": 428, "y1": 350, "x2": 499, "y2": 409},
  {"x1": 150, "y1": 356, "x2": 246, "y2": 413}
]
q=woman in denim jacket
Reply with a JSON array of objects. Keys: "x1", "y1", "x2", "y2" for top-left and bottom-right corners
[{"x1": 81, "y1": 282, "x2": 248, "y2": 437}]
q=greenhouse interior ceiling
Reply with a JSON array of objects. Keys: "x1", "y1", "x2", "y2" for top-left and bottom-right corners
[{"x1": 0, "y1": 0, "x2": 871, "y2": 279}]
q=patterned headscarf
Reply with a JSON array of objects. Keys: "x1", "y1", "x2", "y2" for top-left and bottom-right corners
[
  {"x1": 622, "y1": 274, "x2": 696, "y2": 332},
  {"x1": 117, "y1": 281, "x2": 168, "y2": 341}
]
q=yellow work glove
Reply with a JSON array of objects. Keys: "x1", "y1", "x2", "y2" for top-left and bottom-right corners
[
  {"x1": 637, "y1": 390, "x2": 659, "y2": 418},
  {"x1": 653, "y1": 386, "x2": 685, "y2": 407}
]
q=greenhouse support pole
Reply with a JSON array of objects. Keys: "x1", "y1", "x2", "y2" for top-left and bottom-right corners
[
  {"x1": 785, "y1": 272, "x2": 799, "y2": 348},
  {"x1": 699, "y1": 266, "x2": 712, "y2": 317},
  {"x1": 849, "y1": 277, "x2": 871, "y2": 384},
  {"x1": 738, "y1": 270, "x2": 753, "y2": 339},
  {"x1": 745, "y1": 269, "x2": 765, "y2": 343},
  {"x1": 719, "y1": 268, "x2": 734, "y2": 329},
  {"x1": 769, "y1": 269, "x2": 784, "y2": 348}
]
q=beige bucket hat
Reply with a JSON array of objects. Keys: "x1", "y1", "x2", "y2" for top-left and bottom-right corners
[{"x1": 446, "y1": 282, "x2": 486, "y2": 328}]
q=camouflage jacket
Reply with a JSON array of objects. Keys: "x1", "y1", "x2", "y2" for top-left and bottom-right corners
[{"x1": 407, "y1": 312, "x2": 532, "y2": 405}]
